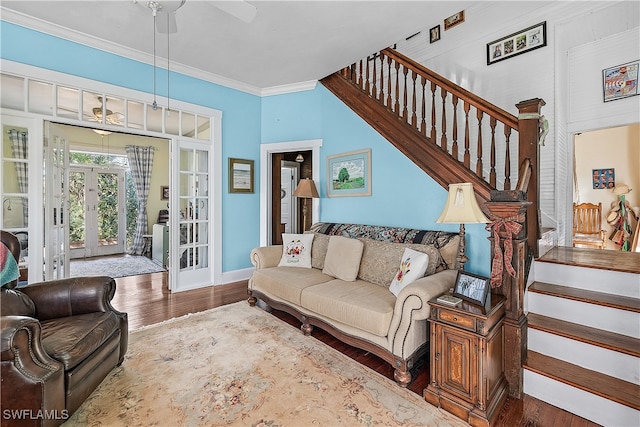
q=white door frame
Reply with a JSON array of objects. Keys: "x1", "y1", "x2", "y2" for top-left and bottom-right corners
[{"x1": 259, "y1": 139, "x2": 322, "y2": 246}]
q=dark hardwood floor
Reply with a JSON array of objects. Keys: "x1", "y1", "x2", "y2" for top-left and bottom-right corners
[{"x1": 111, "y1": 270, "x2": 600, "y2": 426}]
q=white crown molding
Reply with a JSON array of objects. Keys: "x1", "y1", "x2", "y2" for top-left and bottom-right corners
[
  {"x1": 261, "y1": 80, "x2": 318, "y2": 97},
  {"x1": 1, "y1": 7, "x2": 266, "y2": 96}
]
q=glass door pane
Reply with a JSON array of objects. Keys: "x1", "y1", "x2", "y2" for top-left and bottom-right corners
[{"x1": 69, "y1": 169, "x2": 87, "y2": 256}]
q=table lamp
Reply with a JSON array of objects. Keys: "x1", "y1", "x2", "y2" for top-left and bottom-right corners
[{"x1": 436, "y1": 183, "x2": 489, "y2": 270}]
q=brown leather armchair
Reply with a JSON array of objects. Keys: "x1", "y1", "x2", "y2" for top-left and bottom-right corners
[{"x1": 1, "y1": 231, "x2": 128, "y2": 427}]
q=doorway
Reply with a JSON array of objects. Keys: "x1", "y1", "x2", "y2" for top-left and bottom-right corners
[{"x1": 280, "y1": 161, "x2": 300, "y2": 234}]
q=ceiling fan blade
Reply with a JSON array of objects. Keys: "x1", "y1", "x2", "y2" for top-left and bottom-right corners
[
  {"x1": 155, "y1": 11, "x2": 178, "y2": 33},
  {"x1": 210, "y1": 1, "x2": 257, "y2": 23}
]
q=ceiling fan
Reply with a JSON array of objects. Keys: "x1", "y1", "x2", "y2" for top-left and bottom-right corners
[
  {"x1": 91, "y1": 96, "x2": 124, "y2": 125},
  {"x1": 137, "y1": 0, "x2": 257, "y2": 34}
]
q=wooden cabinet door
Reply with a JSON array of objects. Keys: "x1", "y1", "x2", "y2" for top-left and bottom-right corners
[{"x1": 437, "y1": 323, "x2": 478, "y2": 402}]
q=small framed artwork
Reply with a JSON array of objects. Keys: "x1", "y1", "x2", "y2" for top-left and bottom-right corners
[
  {"x1": 161, "y1": 186, "x2": 169, "y2": 200},
  {"x1": 592, "y1": 168, "x2": 615, "y2": 189},
  {"x1": 430, "y1": 25, "x2": 441, "y2": 43},
  {"x1": 229, "y1": 158, "x2": 254, "y2": 193},
  {"x1": 603, "y1": 60, "x2": 639, "y2": 102},
  {"x1": 327, "y1": 148, "x2": 371, "y2": 197},
  {"x1": 452, "y1": 270, "x2": 490, "y2": 306},
  {"x1": 487, "y1": 21, "x2": 547, "y2": 65},
  {"x1": 444, "y1": 10, "x2": 465, "y2": 31}
]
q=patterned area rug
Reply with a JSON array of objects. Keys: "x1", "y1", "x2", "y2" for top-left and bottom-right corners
[
  {"x1": 70, "y1": 255, "x2": 166, "y2": 278},
  {"x1": 63, "y1": 302, "x2": 466, "y2": 426}
]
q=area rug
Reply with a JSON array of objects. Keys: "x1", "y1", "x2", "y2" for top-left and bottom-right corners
[
  {"x1": 70, "y1": 255, "x2": 166, "y2": 278},
  {"x1": 63, "y1": 302, "x2": 466, "y2": 426}
]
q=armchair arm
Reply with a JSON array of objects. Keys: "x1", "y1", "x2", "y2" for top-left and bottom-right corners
[
  {"x1": 1, "y1": 316, "x2": 65, "y2": 421},
  {"x1": 250, "y1": 246, "x2": 283, "y2": 270},
  {"x1": 388, "y1": 269, "x2": 457, "y2": 357},
  {"x1": 21, "y1": 276, "x2": 117, "y2": 320}
]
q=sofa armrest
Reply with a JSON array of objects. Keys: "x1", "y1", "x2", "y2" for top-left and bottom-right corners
[
  {"x1": 388, "y1": 269, "x2": 457, "y2": 357},
  {"x1": 250, "y1": 246, "x2": 283, "y2": 270},
  {"x1": 21, "y1": 276, "x2": 118, "y2": 320}
]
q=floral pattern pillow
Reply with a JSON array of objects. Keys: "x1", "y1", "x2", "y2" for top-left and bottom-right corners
[
  {"x1": 278, "y1": 233, "x2": 314, "y2": 268},
  {"x1": 388, "y1": 248, "x2": 429, "y2": 297}
]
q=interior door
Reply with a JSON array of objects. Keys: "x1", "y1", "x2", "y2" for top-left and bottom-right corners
[
  {"x1": 280, "y1": 161, "x2": 299, "y2": 233},
  {"x1": 69, "y1": 166, "x2": 126, "y2": 258},
  {"x1": 170, "y1": 139, "x2": 212, "y2": 291},
  {"x1": 44, "y1": 125, "x2": 70, "y2": 280}
]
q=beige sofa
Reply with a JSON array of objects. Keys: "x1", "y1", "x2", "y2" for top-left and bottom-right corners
[{"x1": 248, "y1": 222, "x2": 461, "y2": 386}]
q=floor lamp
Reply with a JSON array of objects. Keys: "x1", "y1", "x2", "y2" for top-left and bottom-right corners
[
  {"x1": 436, "y1": 183, "x2": 489, "y2": 271},
  {"x1": 293, "y1": 178, "x2": 319, "y2": 231}
]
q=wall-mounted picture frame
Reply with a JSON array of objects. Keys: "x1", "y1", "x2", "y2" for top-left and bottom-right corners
[
  {"x1": 430, "y1": 25, "x2": 441, "y2": 43},
  {"x1": 592, "y1": 168, "x2": 615, "y2": 189},
  {"x1": 487, "y1": 21, "x2": 547, "y2": 65},
  {"x1": 161, "y1": 186, "x2": 169, "y2": 200},
  {"x1": 327, "y1": 148, "x2": 371, "y2": 198},
  {"x1": 603, "y1": 60, "x2": 639, "y2": 102},
  {"x1": 444, "y1": 10, "x2": 464, "y2": 31},
  {"x1": 452, "y1": 270, "x2": 490, "y2": 306},
  {"x1": 228, "y1": 158, "x2": 254, "y2": 193}
]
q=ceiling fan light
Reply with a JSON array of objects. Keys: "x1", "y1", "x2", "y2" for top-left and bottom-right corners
[{"x1": 93, "y1": 129, "x2": 112, "y2": 136}]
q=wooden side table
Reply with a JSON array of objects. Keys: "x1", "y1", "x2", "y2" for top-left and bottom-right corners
[{"x1": 424, "y1": 294, "x2": 508, "y2": 427}]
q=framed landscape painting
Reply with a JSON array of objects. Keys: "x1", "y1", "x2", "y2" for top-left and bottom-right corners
[{"x1": 327, "y1": 149, "x2": 371, "y2": 197}]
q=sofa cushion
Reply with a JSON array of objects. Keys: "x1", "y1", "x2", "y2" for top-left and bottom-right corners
[
  {"x1": 251, "y1": 267, "x2": 334, "y2": 305},
  {"x1": 1, "y1": 288, "x2": 36, "y2": 317},
  {"x1": 301, "y1": 279, "x2": 395, "y2": 337},
  {"x1": 322, "y1": 236, "x2": 364, "y2": 281},
  {"x1": 389, "y1": 248, "x2": 429, "y2": 297},
  {"x1": 278, "y1": 233, "x2": 314, "y2": 268},
  {"x1": 357, "y1": 239, "x2": 441, "y2": 287},
  {"x1": 307, "y1": 232, "x2": 330, "y2": 270},
  {"x1": 40, "y1": 311, "x2": 120, "y2": 370}
]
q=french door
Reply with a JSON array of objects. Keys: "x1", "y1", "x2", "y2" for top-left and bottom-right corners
[
  {"x1": 170, "y1": 139, "x2": 212, "y2": 291},
  {"x1": 69, "y1": 166, "x2": 126, "y2": 258}
]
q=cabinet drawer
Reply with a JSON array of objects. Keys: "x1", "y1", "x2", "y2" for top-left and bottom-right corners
[{"x1": 438, "y1": 310, "x2": 475, "y2": 331}]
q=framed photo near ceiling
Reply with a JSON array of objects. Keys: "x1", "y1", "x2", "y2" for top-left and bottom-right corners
[
  {"x1": 444, "y1": 10, "x2": 465, "y2": 31},
  {"x1": 487, "y1": 21, "x2": 547, "y2": 65},
  {"x1": 228, "y1": 158, "x2": 254, "y2": 193},
  {"x1": 452, "y1": 270, "x2": 490, "y2": 306},
  {"x1": 327, "y1": 148, "x2": 371, "y2": 197},
  {"x1": 603, "y1": 60, "x2": 639, "y2": 102},
  {"x1": 430, "y1": 25, "x2": 441, "y2": 43}
]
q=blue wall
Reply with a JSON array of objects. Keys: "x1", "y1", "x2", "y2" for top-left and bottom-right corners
[
  {"x1": 1, "y1": 20, "x2": 490, "y2": 277},
  {"x1": 262, "y1": 85, "x2": 491, "y2": 276}
]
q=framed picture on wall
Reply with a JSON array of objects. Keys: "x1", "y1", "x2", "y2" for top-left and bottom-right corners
[
  {"x1": 486, "y1": 22, "x2": 547, "y2": 65},
  {"x1": 592, "y1": 168, "x2": 615, "y2": 189},
  {"x1": 161, "y1": 186, "x2": 169, "y2": 200},
  {"x1": 229, "y1": 158, "x2": 254, "y2": 193},
  {"x1": 603, "y1": 60, "x2": 639, "y2": 102},
  {"x1": 326, "y1": 149, "x2": 371, "y2": 197}
]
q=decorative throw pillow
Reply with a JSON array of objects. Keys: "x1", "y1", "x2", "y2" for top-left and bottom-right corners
[
  {"x1": 322, "y1": 236, "x2": 364, "y2": 281},
  {"x1": 388, "y1": 248, "x2": 429, "y2": 297},
  {"x1": 278, "y1": 233, "x2": 314, "y2": 268}
]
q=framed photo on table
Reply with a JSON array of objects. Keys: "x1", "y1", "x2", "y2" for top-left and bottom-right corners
[{"x1": 452, "y1": 270, "x2": 490, "y2": 306}]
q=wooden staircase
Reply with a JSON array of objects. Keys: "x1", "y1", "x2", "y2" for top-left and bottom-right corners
[{"x1": 524, "y1": 247, "x2": 640, "y2": 426}]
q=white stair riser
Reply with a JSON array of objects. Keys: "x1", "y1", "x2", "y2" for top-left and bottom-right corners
[
  {"x1": 528, "y1": 329, "x2": 639, "y2": 384},
  {"x1": 524, "y1": 370, "x2": 640, "y2": 427},
  {"x1": 527, "y1": 293, "x2": 640, "y2": 338},
  {"x1": 532, "y1": 261, "x2": 640, "y2": 298}
]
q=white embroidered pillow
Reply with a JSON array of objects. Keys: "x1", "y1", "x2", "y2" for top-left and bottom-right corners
[
  {"x1": 278, "y1": 233, "x2": 314, "y2": 268},
  {"x1": 389, "y1": 248, "x2": 429, "y2": 297}
]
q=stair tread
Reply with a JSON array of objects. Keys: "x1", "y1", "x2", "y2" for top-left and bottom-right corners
[
  {"x1": 528, "y1": 313, "x2": 640, "y2": 357},
  {"x1": 524, "y1": 351, "x2": 640, "y2": 410},
  {"x1": 529, "y1": 282, "x2": 640, "y2": 313},
  {"x1": 538, "y1": 246, "x2": 640, "y2": 274}
]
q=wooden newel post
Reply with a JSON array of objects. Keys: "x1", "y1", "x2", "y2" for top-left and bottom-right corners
[
  {"x1": 516, "y1": 98, "x2": 545, "y2": 259},
  {"x1": 485, "y1": 194, "x2": 531, "y2": 399}
]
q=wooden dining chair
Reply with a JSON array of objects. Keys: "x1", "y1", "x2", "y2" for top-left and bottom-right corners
[{"x1": 572, "y1": 202, "x2": 606, "y2": 249}]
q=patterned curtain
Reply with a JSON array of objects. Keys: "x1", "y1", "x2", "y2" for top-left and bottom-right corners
[
  {"x1": 8, "y1": 129, "x2": 28, "y2": 227},
  {"x1": 126, "y1": 145, "x2": 154, "y2": 254}
]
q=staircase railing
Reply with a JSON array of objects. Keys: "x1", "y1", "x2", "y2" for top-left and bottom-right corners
[{"x1": 326, "y1": 47, "x2": 545, "y2": 255}]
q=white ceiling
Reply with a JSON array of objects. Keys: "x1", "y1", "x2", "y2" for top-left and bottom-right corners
[{"x1": 1, "y1": 1, "x2": 474, "y2": 93}]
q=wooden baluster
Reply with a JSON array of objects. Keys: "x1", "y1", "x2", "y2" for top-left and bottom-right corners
[
  {"x1": 402, "y1": 66, "x2": 409, "y2": 121},
  {"x1": 420, "y1": 76, "x2": 427, "y2": 135},
  {"x1": 430, "y1": 82, "x2": 437, "y2": 141},
  {"x1": 464, "y1": 101, "x2": 471, "y2": 168},
  {"x1": 387, "y1": 55, "x2": 393, "y2": 109},
  {"x1": 476, "y1": 109, "x2": 484, "y2": 177},
  {"x1": 365, "y1": 56, "x2": 371, "y2": 94},
  {"x1": 490, "y1": 117, "x2": 497, "y2": 187},
  {"x1": 372, "y1": 53, "x2": 378, "y2": 101},
  {"x1": 394, "y1": 62, "x2": 401, "y2": 115},
  {"x1": 440, "y1": 89, "x2": 448, "y2": 151},
  {"x1": 504, "y1": 125, "x2": 512, "y2": 190},
  {"x1": 411, "y1": 71, "x2": 418, "y2": 128},
  {"x1": 451, "y1": 95, "x2": 459, "y2": 161},
  {"x1": 359, "y1": 59, "x2": 365, "y2": 90}
]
